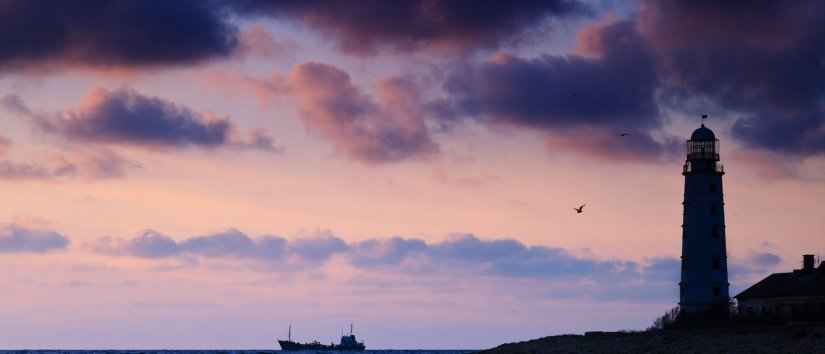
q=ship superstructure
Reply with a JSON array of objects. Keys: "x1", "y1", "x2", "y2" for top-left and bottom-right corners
[{"x1": 278, "y1": 324, "x2": 365, "y2": 351}]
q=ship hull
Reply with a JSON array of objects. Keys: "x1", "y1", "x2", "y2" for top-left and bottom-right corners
[{"x1": 278, "y1": 340, "x2": 365, "y2": 351}]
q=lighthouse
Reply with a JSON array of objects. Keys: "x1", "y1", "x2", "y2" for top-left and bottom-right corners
[{"x1": 679, "y1": 123, "x2": 729, "y2": 317}]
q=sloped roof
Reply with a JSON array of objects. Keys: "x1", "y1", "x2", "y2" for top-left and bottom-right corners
[{"x1": 736, "y1": 266, "x2": 825, "y2": 300}]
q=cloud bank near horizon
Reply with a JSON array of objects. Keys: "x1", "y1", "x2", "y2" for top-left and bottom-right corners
[{"x1": 76, "y1": 228, "x2": 782, "y2": 302}]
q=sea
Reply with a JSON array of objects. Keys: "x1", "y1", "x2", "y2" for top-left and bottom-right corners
[{"x1": 0, "y1": 351, "x2": 478, "y2": 354}]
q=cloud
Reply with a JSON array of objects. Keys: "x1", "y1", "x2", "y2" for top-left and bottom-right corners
[
  {"x1": 0, "y1": 151, "x2": 139, "y2": 181},
  {"x1": 748, "y1": 252, "x2": 782, "y2": 268},
  {"x1": 0, "y1": 1, "x2": 239, "y2": 72},
  {"x1": 1, "y1": 89, "x2": 278, "y2": 152},
  {"x1": 639, "y1": 0, "x2": 825, "y2": 156},
  {"x1": 351, "y1": 234, "x2": 643, "y2": 282},
  {"x1": 349, "y1": 237, "x2": 429, "y2": 268},
  {"x1": 437, "y1": 21, "x2": 671, "y2": 161},
  {"x1": 61, "y1": 149, "x2": 143, "y2": 179},
  {"x1": 288, "y1": 62, "x2": 438, "y2": 163},
  {"x1": 0, "y1": 133, "x2": 140, "y2": 181},
  {"x1": 38, "y1": 88, "x2": 230, "y2": 147},
  {"x1": 99, "y1": 231, "x2": 180, "y2": 258},
  {"x1": 223, "y1": 0, "x2": 589, "y2": 55},
  {"x1": 92, "y1": 230, "x2": 648, "y2": 283},
  {"x1": 0, "y1": 94, "x2": 32, "y2": 116},
  {"x1": 0, "y1": 0, "x2": 589, "y2": 72},
  {"x1": 0, "y1": 224, "x2": 70, "y2": 253},
  {"x1": 82, "y1": 228, "x2": 784, "y2": 302},
  {"x1": 179, "y1": 229, "x2": 263, "y2": 258},
  {"x1": 237, "y1": 24, "x2": 299, "y2": 59},
  {"x1": 0, "y1": 161, "x2": 57, "y2": 180},
  {"x1": 89, "y1": 229, "x2": 348, "y2": 268}
]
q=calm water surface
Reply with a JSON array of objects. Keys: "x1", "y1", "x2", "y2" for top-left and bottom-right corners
[{"x1": 0, "y1": 351, "x2": 477, "y2": 354}]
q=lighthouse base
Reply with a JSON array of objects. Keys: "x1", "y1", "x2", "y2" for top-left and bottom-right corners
[{"x1": 676, "y1": 301, "x2": 732, "y2": 326}]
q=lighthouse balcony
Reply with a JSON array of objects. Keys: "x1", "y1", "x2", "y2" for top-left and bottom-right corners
[
  {"x1": 687, "y1": 151, "x2": 720, "y2": 161},
  {"x1": 683, "y1": 162, "x2": 724, "y2": 174}
]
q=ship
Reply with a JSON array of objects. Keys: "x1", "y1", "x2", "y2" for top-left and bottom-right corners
[{"x1": 278, "y1": 324, "x2": 366, "y2": 351}]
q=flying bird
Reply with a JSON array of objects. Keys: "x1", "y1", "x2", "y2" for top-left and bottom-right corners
[
  {"x1": 620, "y1": 133, "x2": 630, "y2": 137},
  {"x1": 574, "y1": 204, "x2": 586, "y2": 214}
]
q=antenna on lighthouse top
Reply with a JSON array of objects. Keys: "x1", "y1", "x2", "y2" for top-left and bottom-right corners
[
  {"x1": 288, "y1": 324, "x2": 292, "y2": 341},
  {"x1": 701, "y1": 114, "x2": 708, "y2": 127}
]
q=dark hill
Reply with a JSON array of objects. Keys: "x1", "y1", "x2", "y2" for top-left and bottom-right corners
[{"x1": 478, "y1": 326, "x2": 825, "y2": 354}]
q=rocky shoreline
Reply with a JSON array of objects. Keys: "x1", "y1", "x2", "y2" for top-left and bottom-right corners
[{"x1": 478, "y1": 326, "x2": 825, "y2": 354}]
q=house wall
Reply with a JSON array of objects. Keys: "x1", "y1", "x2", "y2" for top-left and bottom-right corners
[{"x1": 738, "y1": 296, "x2": 825, "y2": 321}]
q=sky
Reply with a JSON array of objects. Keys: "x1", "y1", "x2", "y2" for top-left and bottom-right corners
[{"x1": 0, "y1": 0, "x2": 824, "y2": 349}]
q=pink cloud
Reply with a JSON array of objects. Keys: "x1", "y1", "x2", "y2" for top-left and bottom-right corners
[
  {"x1": 288, "y1": 62, "x2": 438, "y2": 163},
  {"x1": 237, "y1": 24, "x2": 299, "y2": 59}
]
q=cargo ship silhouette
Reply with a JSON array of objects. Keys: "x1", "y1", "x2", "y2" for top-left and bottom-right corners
[{"x1": 278, "y1": 324, "x2": 366, "y2": 351}]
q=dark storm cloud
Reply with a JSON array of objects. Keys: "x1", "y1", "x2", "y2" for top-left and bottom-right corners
[
  {"x1": 0, "y1": 0, "x2": 589, "y2": 72},
  {"x1": 0, "y1": 224, "x2": 70, "y2": 253},
  {"x1": 0, "y1": 0, "x2": 238, "y2": 70},
  {"x1": 223, "y1": 0, "x2": 589, "y2": 55},
  {"x1": 438, "y1": 21, "x2": 668, "y2": 159},
  {"x1": 1, "y1": 90, "x2": 277, "y2": 152},
  {"x1": 639, "y1": 0, "x2": 825, "y2": 156}
]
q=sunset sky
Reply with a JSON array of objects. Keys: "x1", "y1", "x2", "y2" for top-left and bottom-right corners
[{"x1": 1, "y1": 0, "x2": 824, "y2": 349}]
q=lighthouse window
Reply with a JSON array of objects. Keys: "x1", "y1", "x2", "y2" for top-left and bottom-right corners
[{"x1": 712, "y1": 256, "x2": 721, "y2": 270}]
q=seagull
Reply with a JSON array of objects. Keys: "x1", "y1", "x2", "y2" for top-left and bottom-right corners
[
  {"x1": 574, "y1": 204, "x2": 586, "y2": 214},
  {"x1": 619, "y1": 133, "x2": 630, "y2": 137}
]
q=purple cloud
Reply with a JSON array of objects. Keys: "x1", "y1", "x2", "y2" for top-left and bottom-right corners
[
  {"x1": 2, "y1": 89, "x2": 278, "y2": 152},
  {"x1": 223, "y1": 0, "x2": 589, "y2": 55},
  {"x1": 640, "y1": 0, "x2": 825, "y2": 156},
  {"x1": 83, "y1": 228, "x2": 788, "y2": 303},
  {"x1": 0, "y1": 1, "x2": 237, "y2": 71},
  {"x1": 89, "y1": 229, "x2": 347, "y2": 266},
  {"x1": 0, "y1": 224, "x2": 70, "y2": 253},
  {"x1": 437, "y1": 21, "x2": 669, "y2": 160}
]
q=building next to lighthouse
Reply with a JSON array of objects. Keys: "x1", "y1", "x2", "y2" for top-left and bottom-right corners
[
  {"x1": 735, "y1": 254, "x2": 825, "y2": 321},
  {"x1": 679, "y1": 124, "x2": 730, "y2": 316}
]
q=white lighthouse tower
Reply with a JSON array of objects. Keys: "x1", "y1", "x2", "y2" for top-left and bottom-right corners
[{"x1": 679, "y1": 123, "x2": 730, "y2": 317}]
